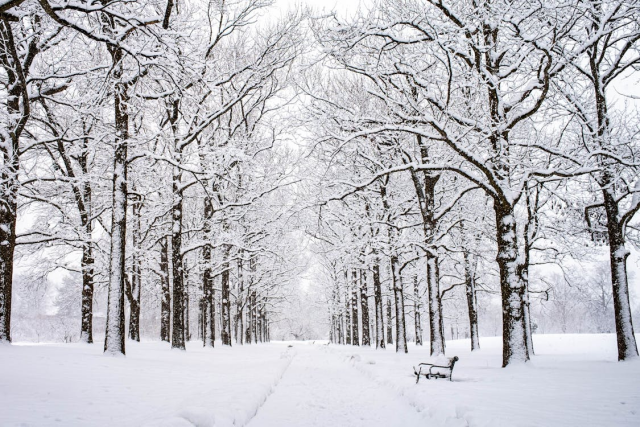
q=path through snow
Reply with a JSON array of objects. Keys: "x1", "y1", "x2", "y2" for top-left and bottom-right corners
[{"x1": 246, "y1": 345, "x2": 425, "y2": 427}]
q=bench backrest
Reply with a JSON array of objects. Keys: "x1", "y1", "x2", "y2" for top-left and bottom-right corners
[{"x1": 449, "y1": 356, "x2": 459, "y2": 369}]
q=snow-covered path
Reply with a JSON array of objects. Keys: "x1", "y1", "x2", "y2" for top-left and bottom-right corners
[{"x1": 246, "y1": 345, "x2": 425, "y2": 427}]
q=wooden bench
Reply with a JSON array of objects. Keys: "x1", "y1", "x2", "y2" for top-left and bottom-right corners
[{"x1": 413, "y1": 356, "x2": 459, "y2": 383}]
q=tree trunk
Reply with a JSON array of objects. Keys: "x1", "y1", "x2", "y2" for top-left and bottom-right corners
[
  {"x1": 221, "y1": 246, "x2": 232, "y2": 346},
  {"x1": 495, "y1": 203, "x2": 529, "y2": 366},
  {"x1": 236, "y1": 255, "x2": 244, "y2": 345},
  {"x1": 160, "y1": 237, "x2": 171, "y2": 342},
  {"x1": 603, "y1": 187, "x2": 639, "y2": 360},
  {"x1": 79, "y1": 134, "x2": 94, "y2": 344},
  {"x1": 372, "y1": 260, "x2": 385, "y2": 348},
  {"x1": 202, "y1": 195, "x2": 214, "y2": 347},
  {"x1": 0, "y1": 17, "x2": 33, "y2": 343},
  {"x1": 463, "y1": 251, "x2": 480, "y2": 351},
  {"x1": 127, "y1": 194, "x2": 142, "y2": 342},
  {"x1": 257, "y1": 303, "x2": 263, "y2": 343},
  {"x1": 345, "y1": 278, "x2": 352, "y2": 345},
  {"x1": 426, "y1": 253, "x2": 445, "y2": 355},
  {"x1": 245, "y1": 267, "x2": 254, "y2": 344},
  {"x1": 386, "y1": 296, "x2": 393, "y2": 345},
  {"x1": 360, "y1": 269, "x2": 370, "y2": 346},
  {"x1": 410, "y1": 137, "x2": 445, "y2": 356},
  {"x1": 351, "y1": 269, "x2": 359, "y2": 346},
  {"x1": 413, "y1": 275, "x2": 423, "y2": 346},
  {"x1": 252, "y1": 291, "x2": 257, "y2": 343},
  {"x1": 391, "y1": 255, "x2": 407, "y2": 353},
  {"x1": 591, "y1": 52, "x2": 639, "y2": 359},
  {"x1": 104, "y1": 45, "x2": 128, "y2": 356},
  {"x1": 171, "y1": 169, "x2": 185, "y2": 350},
  {"x1": 184, "y1": 278, "x2": 190, "y2": 342}
]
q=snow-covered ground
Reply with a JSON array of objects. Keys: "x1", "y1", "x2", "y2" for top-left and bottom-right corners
[{"x1": 0, "y1": 334, "x2": 638, "y2": 426}]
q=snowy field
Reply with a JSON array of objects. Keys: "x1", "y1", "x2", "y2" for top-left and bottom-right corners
[{"x1": 0, "y1": 334, "x2": 638, "y2": 427}]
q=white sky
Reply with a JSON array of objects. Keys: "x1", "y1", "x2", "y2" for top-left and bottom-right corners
[{"x1": 273, "y1": 0, "x2": 367, "y2": 16}]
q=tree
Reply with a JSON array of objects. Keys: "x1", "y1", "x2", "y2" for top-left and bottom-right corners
[{"x1": 556, "y1": 0, "x2": 640, "y2": 360}]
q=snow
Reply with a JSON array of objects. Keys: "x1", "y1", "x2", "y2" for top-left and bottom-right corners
[
  {"x1": 325, "y1": 334, "x2": 640, "y2": 427},
  {"x1": 0, "y1": 340, "x2": 293, "y2": 427},
  {"x1": 247, "y1": 345, "x2": 424, "y2": 426},
  {"x1": 0, "y1": 334, "x2": 639, "y2": 426}
]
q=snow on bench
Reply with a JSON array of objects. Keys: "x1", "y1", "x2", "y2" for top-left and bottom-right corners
[{"x1": 413, "y1": 356, "x2": 459, "y2": 383}]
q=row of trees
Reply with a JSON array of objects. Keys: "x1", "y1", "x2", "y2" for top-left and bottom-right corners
[
  {"x1": 303, "y1": 0, "x2": 640, "y2": 366},
  {"x1": 1, "y1": 0, "x2": 304, "y2": 354},
  {"x1": 2, "y1": 0, "x2": 639, "y2": 369}
]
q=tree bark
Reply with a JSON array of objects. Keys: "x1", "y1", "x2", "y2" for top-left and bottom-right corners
[
  {"x1": 166, "y1": 96, "x2": 186, "y2": 350},
  {"x1": 386, "y1": 296, "x2": 393, "y2": 345},
  {"x1": 360, "y1": 269, "x2": 370, "y2": 346},
  {"x1": 410, "y1": 138, "x2": 445, "y2": 355},
  {"x1": 372, "y1": 260, "x2": 385, "y2": 348},
  {"x1": 79, "y1": 132, "x2": 94, "y2": 344},
  {"x1": 104, "y1": 43, "x2": 128, "y2": 356},
  {"x1": 463, "y1": 251, "x2": 480, "y2": 351},
  {"x1": 345, "y1": 275, "x2": 352, "y2": 345},
  {"x1": 603, "y1": 187, "x2": 639, "y2": 360},
  {"x1": 413, "y1": 275, "x2": 423, "y2": 346},
  {"x1": 495, "y1": 202, "x2": 529, "y2": 366},
  {"x1": 589, "y1": 40, "x2": 639, "y2": 359},
  {"x1": 235, "y1": 254, "x2": 244, "y2": 345},
  {"x1": 160, "y1": 237, "x2": 171, "y2": 342},
  {"x1": 127, "y1": 193, "x2": 142, "y2": 342},
  {"x1": 201, "y1": 194, "x2": 215, "y2": 347},
  {"x1": 351, "y1": 269, "x2": 359, "y2": 346},
  {"x1": 221, "y1": 246, "x2": 232, "y2": 346},
  {"x1": 0, "y1": 17, "x2": 32, "y2": 343},
  {"x1": 251, "y1": 291, "x2": 257, "y2": 343},
  {"x1": 170, "y1": 173, "x2": 185, "y2": 350},
  {"x1": 391, "y1": 255, "x2": 407, "y2": 353}
]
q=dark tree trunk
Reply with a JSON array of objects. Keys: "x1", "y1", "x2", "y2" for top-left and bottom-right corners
[
  {"x1": 104, "y1": 44, "x2": 128, "y2": 356},
  {"x1": 257, "y1": 303, "x2": 263, "y2": 343},
  {"x1": 202, "y1": 196, "x2": 214, "y2": 347},
  {"x1": 80, "y1": 227, "x2": 94, "y2": 344},
  {"x1": 160, "y1": 237, "x2": 171, "y2": 342},
  {"x1": 171, "y1": 182, "x2": 185, "y2": 350},
  {"x1": 79, "y1": 133, "x2": 94, "y2": 344},
  {"x1": 351, "y1": 269, "x2": 359, "y2": 346},
  {"x1": 391, "y1": 256, "x2": 407, "y2": 353},
  {"x1": 221, "y1": 247, "x2": 232, "y2": 346},
  {"x1": 360, "y1": 269, "x2": 370, "y2": 346},
  {"x1": 386, "y1": 296, "x2": 393, "y2": 345},
  {"x1": 331, "y1": 283, "x2": 340, "y2": 344},
  {"x1": 245, "y1": 269, "x2": 254, "y2": 344},
  {"x1": 409, "y1": 140, "x2": 445, "y2": 355},
  {"x1": 589, "y1": 47, "x2": 639, "y2": 359},
  {"x1": 167, "y1": 96, "x2": 186, "y2": 350},
  {"x1": 426, "y1": 253, "x2": 445, "y2": 355},
  {"x1": 495, "y1": 202, "x2": 529, "y2": 366},
  {"x1": 413, "y1": 275, "x2": 423, "y2": 346},
  {"x1": 463, "y1": 251, "x2": 480, "y2": 351},
  {"x1": 603, "y1": 187, "x2": 639, "y2": 360},
  {"x1": 345, "y1": 278, "x2": 352, "y2": 345},
  {"x1": 235, "y1": 255, "x2": 244, "y2": 345},
  {"x1": 252, "y1": 291, "x2": 257, "y2": 343},
  {"x1": 0, "y1": 16, "x2": 34, "y2": 343},
  {"x1": 185, "y1": 288, "x2": 190, "y2": 341},
  {"x1": 372, "y1": 260, "x2": 385, "y2": 348},
  {"x1": 127, "y1": 194, "x2": 142, "y2": 342}
]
